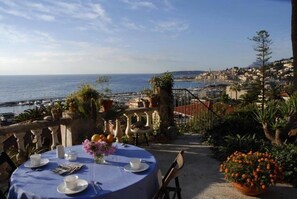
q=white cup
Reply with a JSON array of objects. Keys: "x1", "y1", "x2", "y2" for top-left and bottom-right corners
[
  {"x1": 56, "y1": 145, "x2": 65, "y2": 159},
  {"x1": 30, "y1": 154, "x2": 41, "y2": 166},
  {"x1": 130, "y1": 158, "x2": 141, "y2": 170},
  {"x1": 64, "y1": 175, "x2": 79, "y2": 190}
]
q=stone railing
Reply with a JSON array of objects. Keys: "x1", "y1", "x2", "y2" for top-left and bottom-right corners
[
  {"x1": 0, "y1": 107, "x2": 159, "y2": 161},
  {"x1": 0, "y1": 118, "x2": 71, "y2": 161}
]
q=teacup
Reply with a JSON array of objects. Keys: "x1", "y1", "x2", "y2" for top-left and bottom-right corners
[
  {"x1": 64, "y1": 175, "x2": 79, "y2": 190},
  {"x1": 130, "y1": 158, "x2": 141, "y2": 170},
  {"x1": 30, "y1": 154, "x2": 41, "y2": 166}
]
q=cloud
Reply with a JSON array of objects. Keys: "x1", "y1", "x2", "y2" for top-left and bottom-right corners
[
  {"x1": 121, "y1": 19, "x2": 145, "y2": 31},
  {"x1": 163, "y1": 0, "x2": 174, "y2": 10},
  {"x1": 154, "y1": 20, "x2": 189, "y2": 33},
  {"x1": 37, "y1": 14, "x2": 55, "y2": 22},
  {"x1": 121, "y1": 0, "x2": 157, "y2": 10},
  {"x1": 0, "y1": 25, "x2": 30, "y2": 43},
  {"x1": 0, "y1": 0, "x2": 112, "y2": 26}
]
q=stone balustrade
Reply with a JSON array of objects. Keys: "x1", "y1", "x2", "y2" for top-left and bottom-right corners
[
  {"x1": 0, "y1": 118, "x2": 71, "y2": 162},
  {"x1": 0, "y1": 107, "x2": 159, "y2": 162}
]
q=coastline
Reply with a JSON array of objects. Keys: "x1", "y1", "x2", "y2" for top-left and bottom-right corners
[{"x1": 0, "y1": 91, "x2": 142, "y2": 115}]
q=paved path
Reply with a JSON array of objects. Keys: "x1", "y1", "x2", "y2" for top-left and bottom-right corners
[{"x1": 144, "y1": 134, "x2": 297, "y2": 199}]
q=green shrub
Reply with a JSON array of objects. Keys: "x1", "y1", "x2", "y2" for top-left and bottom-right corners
[
  {"x1": 15, "y1": 105, "x2": 50, "y2": 122},
  {"x1": 213, "y1": 134, "x2": 268, "y2": 161},
  {"x1": 177, "y1": 123, "x2": 191, "y2": 135},
  {"x1": 268, "y1": 144, "x2": 297, "y2": 187},
  {"x1": 204, "y1": 109, "x2": 264, "y2": 146}
]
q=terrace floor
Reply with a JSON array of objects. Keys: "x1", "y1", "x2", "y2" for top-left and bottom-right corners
[{"x1": 144, "y1": 134, "x2": 297, "y2": 199}]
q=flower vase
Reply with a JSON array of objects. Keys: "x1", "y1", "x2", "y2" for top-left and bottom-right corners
[
  {"x1": 231, "y1": 182, "x2": 267, "y2": 196},
  {"x1": 94, "y1": 154, "x2": 105, "y2": 164}
]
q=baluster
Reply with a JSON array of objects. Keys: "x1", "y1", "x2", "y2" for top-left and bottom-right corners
[
  {"x1": 144, "y1": 111, "x2": 153, "y2": 129},
  {"x1": 14, "y1": 132, "x2": 27, "y2": 162},
  {"x1": 31, "y1": 129, "x2": 43, "y2": 149},
  {"x1": 48, "y1": 126, "x2": 60, "y2": 150},
  {"x1": 113, "y1": 119, "x2": 123, "y2": 142},
  {"x1": 124, "y1": 114, "x2": 132, "y2": 138},
  {"x1": 134, "y1": 113, "x2": 141, "y2": 122}
]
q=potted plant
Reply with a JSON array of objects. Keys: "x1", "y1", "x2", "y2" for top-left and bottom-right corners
[
  {"x1": 141, "y1": 88, "x2": 158, "y2": 108},
  {"x1": 149, "y1": 72, "x2": 174, "y2": 134},
  {"x1": 220, "y1": 151, "x2": 283, "y2": 196},
  {"x1": 96, "y1": 76, "x2": 113, "y2": 112},
  {"x1": 51, "y1": 102, "x2": 63, "y2": 121}
]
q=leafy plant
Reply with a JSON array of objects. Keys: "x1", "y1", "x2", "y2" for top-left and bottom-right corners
[
  {"x1": 15, "y1": 105, "x2": 50, "y2": 122},
  {"x1": 220, "y1": 151, "x2": 283, "y2": 190},
  {"x1": 254, "y1": 92, "x2": 297, "y2": 145},
  {"x1": 66, "y1": 84, "x2": 100, "y2": 120},
  {"x1": 214, "y1": 134, "x2": 268, "y2": 161},
  {"x1": 204, "y1": 108, "x2": 264, "y2": 147},
  {"x1": 268, "y1": 144, "x2": 297, "y2": 187},
  {"x1": 149, "y1": 72, "x2": 174, "y2": 92},
  {"x1": 96, "y1": 75, "x2": 112, "y2": 98}
]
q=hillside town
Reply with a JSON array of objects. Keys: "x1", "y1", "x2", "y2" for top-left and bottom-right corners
[{"x1": 193, "y1": 57, "x2": 294, "y2": 100}]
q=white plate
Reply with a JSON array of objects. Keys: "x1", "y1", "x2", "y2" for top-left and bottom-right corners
[
  {"x1": 124, "y1": 163, "x2": 149, "y2": 173},
  {"x1": 24, "y1": 158, "x2": 50, "y2": 168},
  {"x1": 57, "y1": 179, "x2": 88, "y2": 195}
]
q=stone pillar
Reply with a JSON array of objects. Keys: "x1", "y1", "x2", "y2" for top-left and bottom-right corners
[
  {"x1": 31, "y1": 129, "x2": 43, "y2": 149},
  {"x1": 124, "y1": 114, "x2": 133, "y2": 138},
  {"x1": 14, "y1": 132, "x2": 27, "y2": 163},
  {"x1": 134, "y1": 113, "x2": 141, "y2": 122},
  {"x1": 144, "y1": 111, "x2": 153, "y2": 129},
  {"x1": 48, "y1": 126, "x2": 60, "y2": 150},
  {"x1": 60, "y1": 118, "x2": 95, "y2": 147},
  {"x1": 113, "y1": 119, "x2": 123, "y2": 142}
]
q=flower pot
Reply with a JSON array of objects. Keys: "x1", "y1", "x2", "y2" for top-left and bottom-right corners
[
  {"x1": 231, "y1": 182, "x2": 266, "y2": 196},
  {"x1": 102, "y1": 99, "x2": 113, "y2": 112},
  {"x1": 149, "y1": 96, "x2": 158, "y2": 107}
]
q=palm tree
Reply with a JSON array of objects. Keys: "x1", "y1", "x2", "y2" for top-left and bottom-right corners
[{"x1": 266, "y1": 82, "x2": 283, "y2": 101}]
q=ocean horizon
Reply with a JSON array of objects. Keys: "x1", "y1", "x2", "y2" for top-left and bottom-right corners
[{"x1": 0, "y1": 74, "x2": 205, "y2": 114}]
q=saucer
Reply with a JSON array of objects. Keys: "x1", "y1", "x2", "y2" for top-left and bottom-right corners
[
  {"x1": 24, "y1": 158, "x2": 49, "y2": 168},
  {"x1": 57, "y1": 179, "x2": 88, "y2": 194},
  {"x1": 124, "y1": 163, "x2": 149, "y2": 173}
]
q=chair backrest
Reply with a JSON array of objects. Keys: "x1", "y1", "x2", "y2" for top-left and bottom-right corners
[
  {"x1": 162, "y1": 150, "x2": 184, "y2": 187},
  {"x1": 154, "y1": 150, "x2": 184, "y2": 199},
  {"x1": 0, "y1": 152, "x2": 17, "y2": 195}
]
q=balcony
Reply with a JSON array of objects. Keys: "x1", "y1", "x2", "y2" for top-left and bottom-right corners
[{"x1": 0, "y1": 107, "x2": 159, "y2": 164}]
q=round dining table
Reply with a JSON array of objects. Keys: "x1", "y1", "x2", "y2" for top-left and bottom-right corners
[{"x1": 8, "y1": 144, "x2": 161, "y2": 199}]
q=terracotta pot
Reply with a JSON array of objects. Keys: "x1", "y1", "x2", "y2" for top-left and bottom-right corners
[
  {"x1": 149, "y1": 96, "x2": 158, "y2": 107},
  {"x1": 231, "y1": 182, "x2": 266, "y2": 196},
  {"x1": 102, "y1": 99, "x2": 113, "y2": 112}
]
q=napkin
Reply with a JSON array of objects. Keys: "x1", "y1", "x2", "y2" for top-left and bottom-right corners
[{"x1": 52, "y1": 163, "x2": 84, "y2": 175}]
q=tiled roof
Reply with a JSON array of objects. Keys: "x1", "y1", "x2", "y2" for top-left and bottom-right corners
[{"x1": 174, "y1": 101, "x2": 211, "y2": 116}]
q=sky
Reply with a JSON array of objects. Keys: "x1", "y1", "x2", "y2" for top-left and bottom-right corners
[{"x1": 0, "y1": 0, "x2": 292, "y2": 75}]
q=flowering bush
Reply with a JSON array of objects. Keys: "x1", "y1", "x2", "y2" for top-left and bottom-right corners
[
  {"x1": 82, "y1": 139, "x2": 116, "y2": 157},
  {"x1": 220, "y1": 151, "x2": 283, "y2": 190}
]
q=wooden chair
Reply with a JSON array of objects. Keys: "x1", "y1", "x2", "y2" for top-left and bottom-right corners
[
  {"x1": 154, "y1": 150, "x2": 184, "y2": 199},
  {"x1": 0, "y1": 151, "x2": 17, "y2": 197}
]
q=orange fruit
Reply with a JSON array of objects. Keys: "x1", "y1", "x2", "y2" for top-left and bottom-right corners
[
  {"x1": 107, "y1": 134, "x2": 114, "y2": 143},
  {"x1": 91, "y1": 134, "x2": 101, "y2": 142},
  {"x1": 99, "y1": 134, "x2": 106, "y2": 139}
]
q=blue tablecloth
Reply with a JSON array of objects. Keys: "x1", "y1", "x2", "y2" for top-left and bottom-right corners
[{"x1": 8, "y1": 144, "x2": 161, "y2": 199}]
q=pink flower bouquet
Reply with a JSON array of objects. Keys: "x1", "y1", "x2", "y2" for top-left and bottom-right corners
[{"x1": 82, "y1": 139, "x2": 116, "y2": 158}]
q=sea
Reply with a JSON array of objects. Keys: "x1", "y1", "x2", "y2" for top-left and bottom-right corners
[{"x1": 0, "y1": 74, "x2": 205, "y2": 115}]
